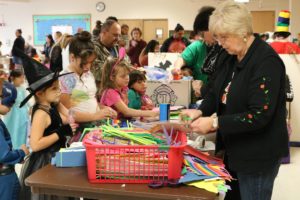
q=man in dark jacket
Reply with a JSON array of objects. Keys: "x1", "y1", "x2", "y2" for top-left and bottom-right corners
[
  {"x1": 11, "y1": 29, "x2": 25, "y2": 69},
  {"x1": 92, "y1": 20, "x2": 130, "y2": 89}
]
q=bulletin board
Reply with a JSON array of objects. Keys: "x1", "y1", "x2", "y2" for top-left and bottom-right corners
[{"x1": 33, "y1": 14, "x2": 91, "y2": 45}]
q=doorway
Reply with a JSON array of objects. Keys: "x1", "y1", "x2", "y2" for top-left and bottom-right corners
[
  {"x1": 251, "y1": 11, "x2": 275, "y2": 33},
  {"x1": 118, "y1": 19, "x2": 168, "y2": 44}
]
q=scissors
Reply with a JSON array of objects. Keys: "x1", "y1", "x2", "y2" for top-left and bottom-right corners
[{"x1": 148, "y1": 179, "x2": 181, "y2": 189}]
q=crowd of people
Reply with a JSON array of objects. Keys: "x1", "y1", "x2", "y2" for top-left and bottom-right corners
[{"x1": 0, "y1": 1, "x2": 300, "y2": 200}]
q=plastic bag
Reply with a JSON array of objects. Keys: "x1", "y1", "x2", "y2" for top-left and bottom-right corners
[{"x1": 144, "y1": 66, "x2": 170, "y2": 81}]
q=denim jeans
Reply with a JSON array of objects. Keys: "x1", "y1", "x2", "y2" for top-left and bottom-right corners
[
  {"x1": 237, "y1": 160, "x2": 281, "y2": 200},
  {"x1": 12, "y1": 56, "x2": 22, "y2": 65},
  {"x1": 0, "y1": 172, "x2": 20, "y2": 200}
]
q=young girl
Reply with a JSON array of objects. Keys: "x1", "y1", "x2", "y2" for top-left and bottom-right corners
[
  {"x1": 100, "y1": 56, "x2": 158, "y2": 119},
  {"x1": 139, "y1": 39, "x2": 160, "y2": 67},
  {"x1": 18, "y1": 51, "x2": 74, "y2": 199},
  {"x1": 59, "y1": 31, "x2": 116, "y2": 142},
  {"x1": 128, "y1": 70, "x2": 154, "y2": 110},
  {"x1": 3, "y1": 69, "x2": 30, "y2": 149}
]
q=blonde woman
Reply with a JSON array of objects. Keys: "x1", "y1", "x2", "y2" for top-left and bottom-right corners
[
  {"x1": 50, "y1": 33, "x2": 72, "y2": 72},
  {"x1": 181, "y1": 1, "x2": 288, "y2": 200}
]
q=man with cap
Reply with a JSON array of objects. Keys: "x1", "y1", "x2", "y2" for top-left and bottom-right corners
[
  {"x1": 270, "y1": 10, "x2": 300, "y2": 54},
  {"x1": 0, "y1": 74, "x2": 30, "y2": 200}
]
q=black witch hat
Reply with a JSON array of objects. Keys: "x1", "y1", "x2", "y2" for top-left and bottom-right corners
[{"x1": 16, "y1": 49, "x2": 73, "y2": 107}]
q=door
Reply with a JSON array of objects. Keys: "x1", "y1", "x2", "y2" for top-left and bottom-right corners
[
  {"x1": 118, "y1": 19, "x2": 144, "y2": 39},
  {"x1": 118, "y1": 19, "x2": 168, "y2": 44},
  {"x1": 143, "y1": 19, "x2": 168, "y2": 44},
  {"x1": 251, "y1": 11, "x2": 275, "y2": 33}
]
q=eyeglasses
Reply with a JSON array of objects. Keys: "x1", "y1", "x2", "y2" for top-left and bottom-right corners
[{"x1": 214, "y1": 34, "x2": 230, "y2": 43}]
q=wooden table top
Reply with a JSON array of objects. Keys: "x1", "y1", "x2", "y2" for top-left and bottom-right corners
[{"x1": 25, "y1": 164, "x2": 216, "y2": 200}]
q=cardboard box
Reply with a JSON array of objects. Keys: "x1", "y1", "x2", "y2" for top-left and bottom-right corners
[
  {"x1": 146, "y1": 80, "x2": 191, "y2": 107},
  {"x1": 55, "y1": 148, "x2": 86, "y2": 167}
]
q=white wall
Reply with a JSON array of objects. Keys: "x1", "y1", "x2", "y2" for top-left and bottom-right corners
[
  {"x1": 0, "y1": 0, "x2": 292, "y2": 54},
  {"x1": 281, "y1": 55, "x2": 300, "y2": 142},
  {"x1": 291, "y1": 0, "x2": 300, "y2": 39}
]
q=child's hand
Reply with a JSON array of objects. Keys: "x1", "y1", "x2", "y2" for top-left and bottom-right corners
[
  {"x1": 70, "y1": 123, "x2": 79, "y2": 133},
  {"x1": 96, "y1": 107, "x2": 117, "y2": 119},
  {"x1": 141, "y1": 105, "x2": 154, "y2": 110},
  {"x1": 171, "y1": 68, "x2": 182, "y2": 80},
  {"x1": 150, "y1": 110, "x2": 159, "y2": 117},
  {"x1": 20, "y1": 144, "x2": 30, "y2": 156}
]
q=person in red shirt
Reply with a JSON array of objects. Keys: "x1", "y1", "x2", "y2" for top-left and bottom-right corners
[
  {"x1": 127, "y1": 27, "x2": 147, "y2": 67},
  {"x1": 160, "y1": 23, "x2": 191, "y2": 53},
  {"x1": 270, "y1": 10, "x2": 300, "y2": 54}
]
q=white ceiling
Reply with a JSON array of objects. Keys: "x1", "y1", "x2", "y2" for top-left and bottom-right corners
[{"x1": 0, "y1": 0, "x2": 31, "y2": 2}]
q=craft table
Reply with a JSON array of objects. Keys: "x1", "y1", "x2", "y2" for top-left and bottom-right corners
[{"x1": 25, "y1": 164, "x2": 217, "y2": 200}]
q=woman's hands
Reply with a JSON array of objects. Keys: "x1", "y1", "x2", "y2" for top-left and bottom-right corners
[
  {"x1": 180, "y1": 109, "x2": 202, "y2": 122},
  {"x1": 180, "y1": 110, "x2": 217, "y2": 134},
  {"x1": 189, "y1": 116, "x2": 216, "y2": 134}
]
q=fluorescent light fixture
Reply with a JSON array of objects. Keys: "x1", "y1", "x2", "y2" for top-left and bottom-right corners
[{"x1": 234, "y1": 0, "x2": 250, "y2": 3}]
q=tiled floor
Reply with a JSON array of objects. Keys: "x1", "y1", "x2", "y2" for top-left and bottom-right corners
[{"x1": 272, "y1": 147, "x2": 300, "y2": 200}]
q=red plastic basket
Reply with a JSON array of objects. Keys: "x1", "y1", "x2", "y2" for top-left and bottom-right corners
[{"x1": 83, "y1": 130, "x2": 186, "y2": 183}]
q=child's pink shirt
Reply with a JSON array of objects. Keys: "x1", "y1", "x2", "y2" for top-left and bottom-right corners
[{"x1": 100, "y1": 88, "x2": 129, "y2": 118}]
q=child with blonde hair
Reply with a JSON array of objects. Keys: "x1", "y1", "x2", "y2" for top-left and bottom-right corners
[{"x1": 99, "y1": 49, "x2": 158, "y2": 119}]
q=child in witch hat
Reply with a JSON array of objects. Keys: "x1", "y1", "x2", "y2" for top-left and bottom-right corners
[
  {"x1": 0, "y1": 72, "x2": 30, "y2": 200},
  {"x1": 16, "y1": 49, "x2": 76, "y2": 200}
]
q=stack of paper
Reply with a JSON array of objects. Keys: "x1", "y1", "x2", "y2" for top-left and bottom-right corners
[{"x1": 180, "y1": 146, "x2": 233, "y2": 194}]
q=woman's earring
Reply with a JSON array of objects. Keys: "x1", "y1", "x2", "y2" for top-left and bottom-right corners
[{"x1": 243, "y1": 37, "x2": 247, "y2": 42}]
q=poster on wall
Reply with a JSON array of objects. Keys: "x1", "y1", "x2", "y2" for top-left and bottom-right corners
[{"x1": 33, "y1": 14, "x2": 91, "y2": 45}]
